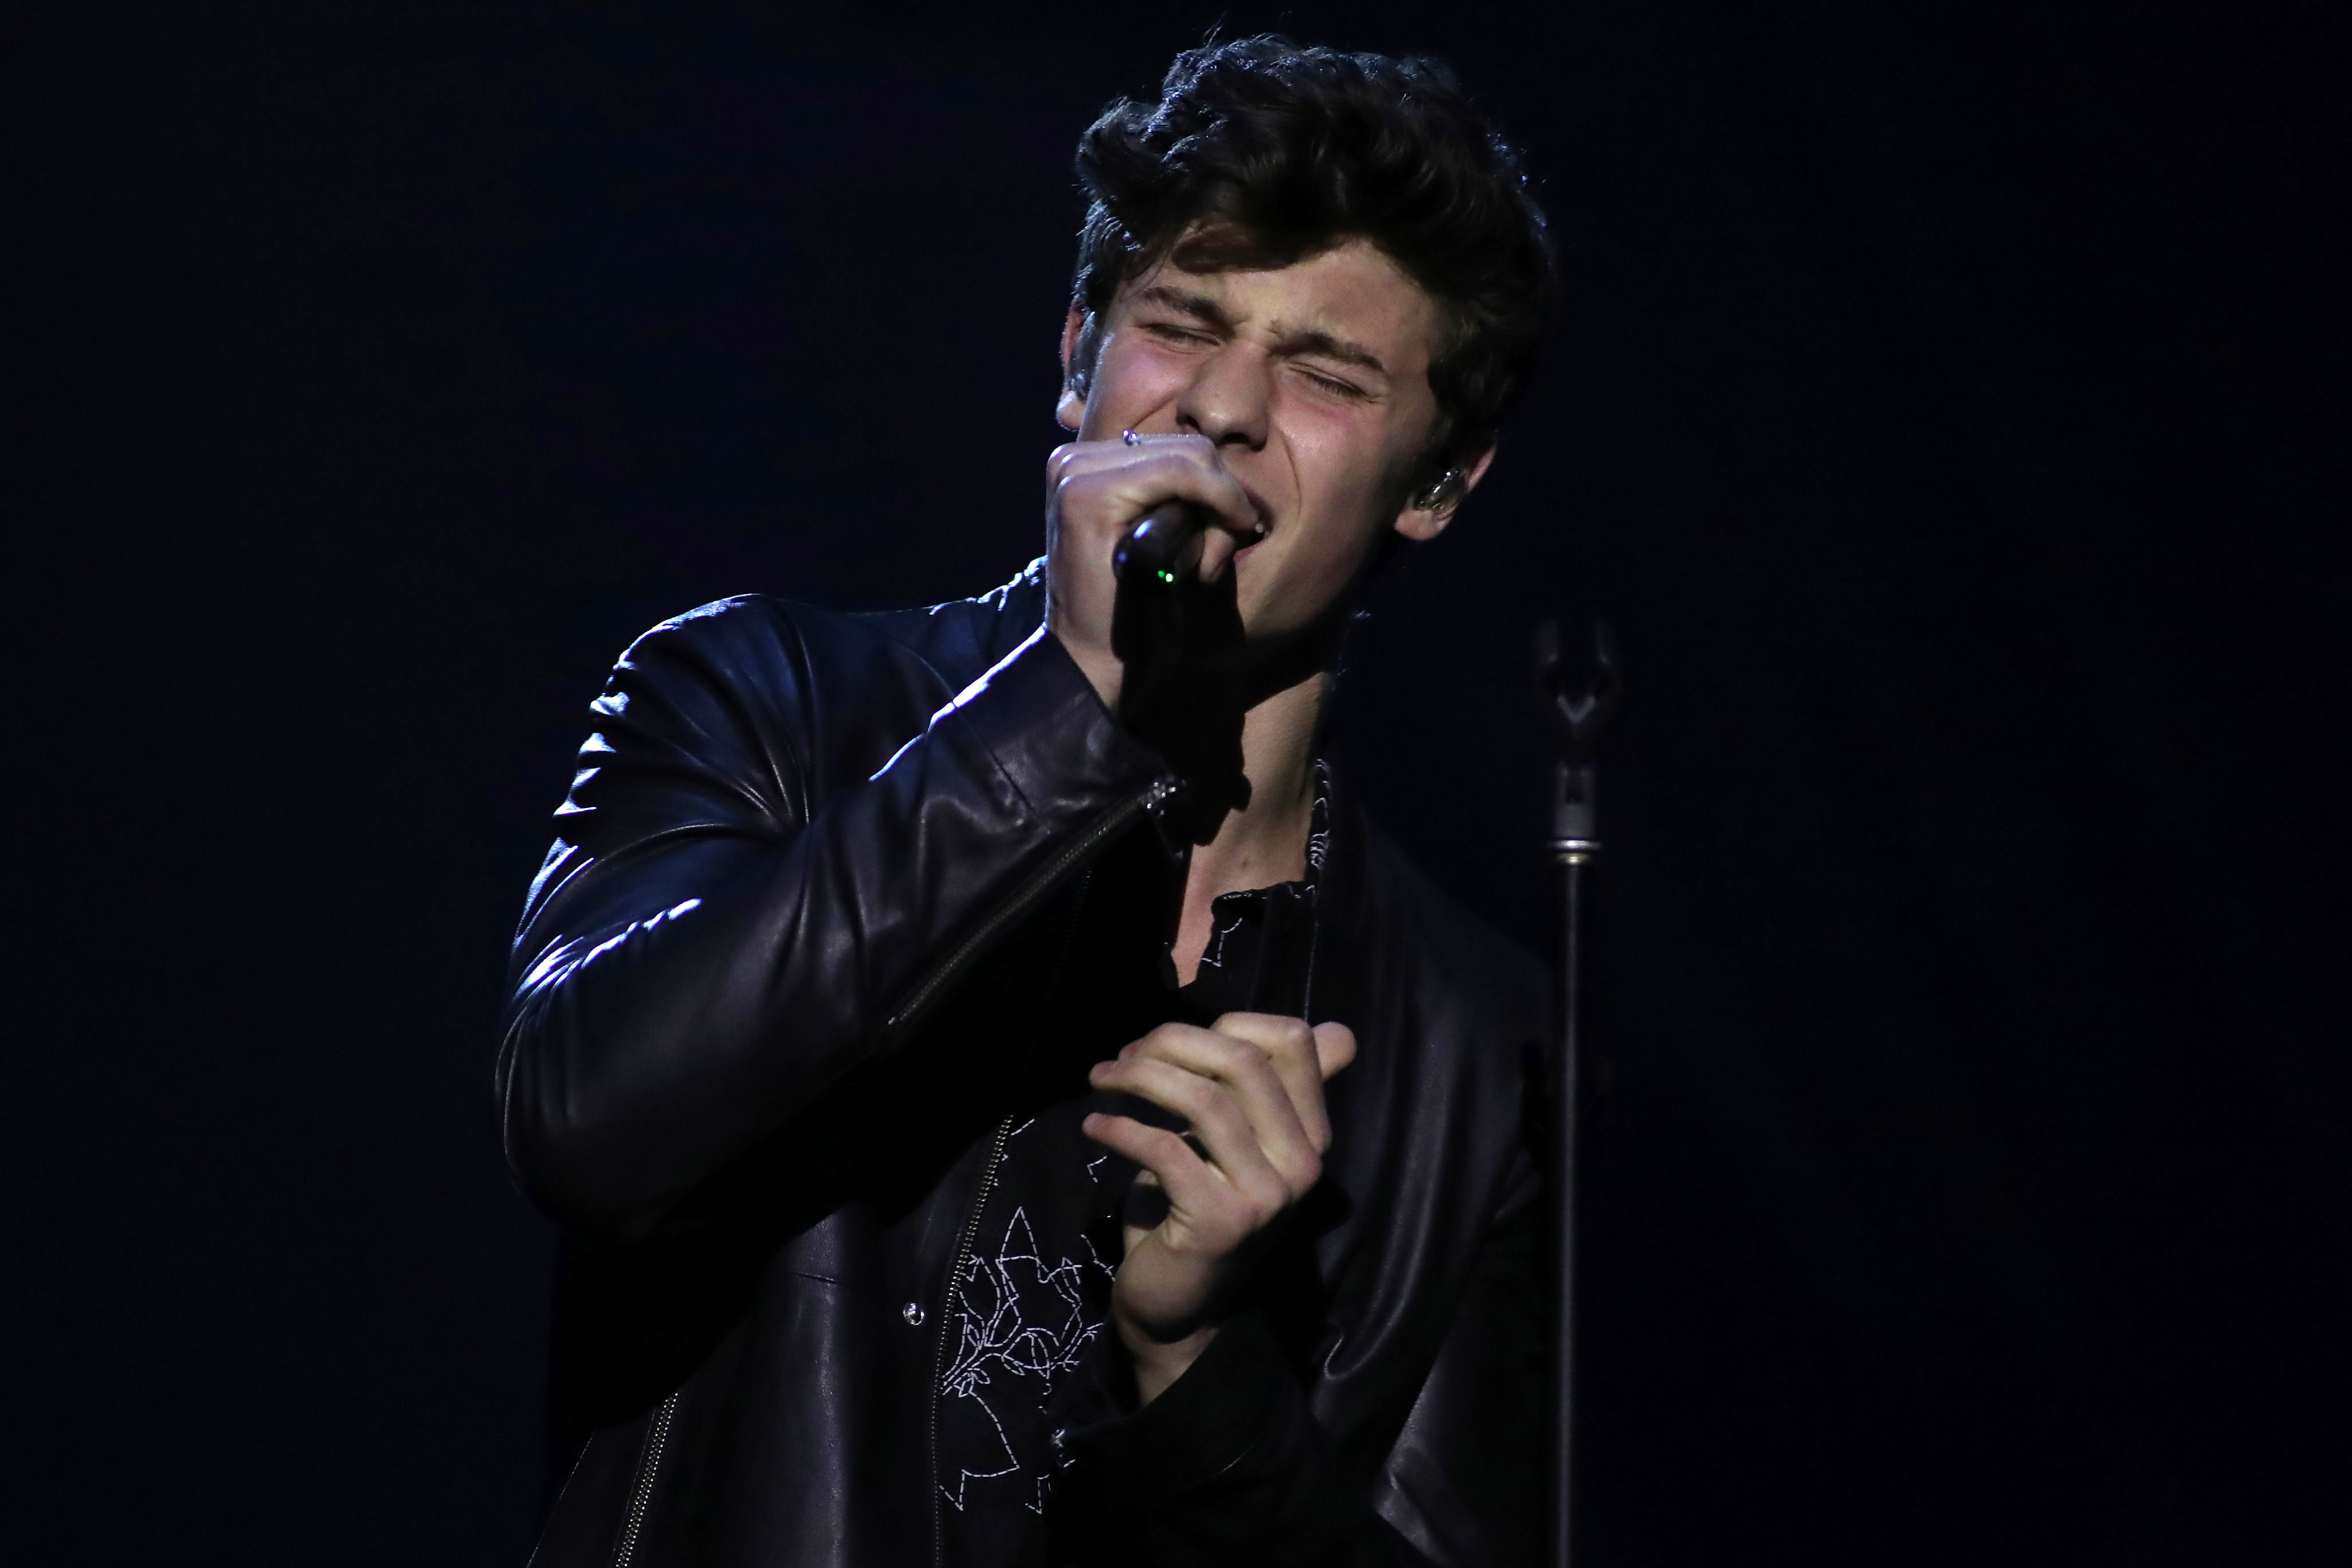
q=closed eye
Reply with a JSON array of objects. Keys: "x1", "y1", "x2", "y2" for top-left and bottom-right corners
[
  {"x1": 1297, "y1": 366, "x2": 1370, "y2": 399},
  {"x1": 1142, "y1": 320, "x2": 1217, "y2": 347}
]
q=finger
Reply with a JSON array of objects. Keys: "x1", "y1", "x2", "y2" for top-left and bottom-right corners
[
  {"x1": 1197, "y1": 523, "x2": 1256, "y2": 584},
  {"x1": 1116, "y1": 454, "x2": 1258, "y2": 538},
  {"x1": 1089, "y1": 1055, "x2": 1296, "y2": 1217},
  {"x1": 1044, "y1": 430, "x2": 1213, "y2": 471},
  {"x1": 1312, "y1": 1021, "x2": 1357, "y2": 1080},
  {"x1": 1045, "y1": 436, "x2": 1212, "y2": 486},
  {"x1": 1119, "y1": 1024, "x2": 1322, "y2": 1185},
  {"x1": 1211, "y1": 1016, "x2": 1354, "y2": 1083},
  {"x1": 1052, "y1": 444, "x2": 1261, "y2": 541},
  {"x1": 1207, "y1": 1013, "x2": 1335, "y2": 1153},
  {"x1": 1080, "y1": 1112, "x2": 1255, "y2": 1252},
  {"x1": 1081, "y1": 1111, "x2": 1202, "y2": 1186}
]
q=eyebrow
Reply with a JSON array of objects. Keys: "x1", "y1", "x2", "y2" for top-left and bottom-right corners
[
  {"x1": 1280, "y1": 328, "x2": 1389, "y2": 376},
  {"x1": 1132, "y1": 284, "x2": 1391, "y2": 378}
]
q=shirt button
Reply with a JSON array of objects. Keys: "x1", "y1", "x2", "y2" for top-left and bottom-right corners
[{"x1": 901, "y1": 1302, "x2": 926, "y2": 1328}]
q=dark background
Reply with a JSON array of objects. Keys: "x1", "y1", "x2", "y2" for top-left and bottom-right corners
[{"x1": 18, "y1": 1, "x2": 2347, "y2": 1562}]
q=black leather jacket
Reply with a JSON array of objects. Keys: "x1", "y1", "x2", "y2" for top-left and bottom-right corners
[{"x1": 500, "y1": 563, "x2": 1549, "y2": 1567}]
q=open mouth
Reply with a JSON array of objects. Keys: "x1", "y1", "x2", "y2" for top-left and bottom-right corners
[
  {"x1": 1233, "y1": 482, "x2": 1273, "y2": 559},
  {"x1": 1229, "y1": 525, "x2": 1273, "y2": 574}
]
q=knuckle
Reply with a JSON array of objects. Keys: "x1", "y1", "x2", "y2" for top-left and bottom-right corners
[
  {"x1": 1239, "y1": 1056, "x2": 1285, "y2": 1097},
  {"x1": 1258, "y1": 1065, "x2": 1301, "y2": 1108},
  {"x1": 1238, "y1": 1165, "x2": 1286, "y2": 1209},
  {"x1": 1267, "y1": 1158, "x2": 1310, "y2": 1202},
  {"x1": 1194, "y1": 1086, "x2": 1251, "y2": 1133},
  {"x1": 1170, "y1": 1074, "x2": 1221, "y2": 1115}
]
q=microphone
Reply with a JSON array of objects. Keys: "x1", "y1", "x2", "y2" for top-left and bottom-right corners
[{"x1": 1114, "y1": 501, "x2": 1207, "y2": 587}]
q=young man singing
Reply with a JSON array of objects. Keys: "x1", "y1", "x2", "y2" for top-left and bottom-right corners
[{"x1": 500, "y1": 35, "x2": 1558, "y2": 1568}]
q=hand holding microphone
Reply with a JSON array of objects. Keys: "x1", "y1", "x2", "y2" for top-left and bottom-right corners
[
  {"x1": 1112, "y1": 499, "x2": 1209, "y2": 587},
  {"x1": 1109, "y1": 428, "x2": 1266, "y2": 588},
  {"x1": 1043, "y1": 429, "x2": 1264, "y2": 712}
]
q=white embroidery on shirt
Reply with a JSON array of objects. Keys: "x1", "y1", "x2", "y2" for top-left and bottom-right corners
[{"x1": 937, "y1": 1206, "x2": 1114, "y2": 1514}]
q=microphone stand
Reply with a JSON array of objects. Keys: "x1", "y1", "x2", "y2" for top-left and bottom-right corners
[{"x1": 1535, "y1": 620, "x2": 1620, "y2": 1568}]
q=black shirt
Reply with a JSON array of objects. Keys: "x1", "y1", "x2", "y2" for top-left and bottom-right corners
[{"x1": 934, "y1": 769, "x2": 1331, "y2": 1567}]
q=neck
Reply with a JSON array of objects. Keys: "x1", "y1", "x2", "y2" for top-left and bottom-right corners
[{"x1": 1170, "y1": 671, "x2": 1327, "y2": 985}]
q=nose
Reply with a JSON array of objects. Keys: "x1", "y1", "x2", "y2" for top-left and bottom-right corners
[{"x1": 1174, "y1": 341, "x2": 1272, "y2": 452}]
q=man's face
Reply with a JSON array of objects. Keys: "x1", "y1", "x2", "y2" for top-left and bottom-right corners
[{"x1": 1060, "y1": 238, "x2": 1472, "y2": 641}]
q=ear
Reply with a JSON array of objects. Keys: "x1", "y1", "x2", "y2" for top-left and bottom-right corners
[
  {"x1": 1392, "y1": 442, "x2": 1497, "y2": 542},
  {"x1": 1056, "y1": 308, "x2": 1091, "y2": 432}
]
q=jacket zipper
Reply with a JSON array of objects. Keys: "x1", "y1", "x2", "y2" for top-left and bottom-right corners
[
  {"x1": 919, "y1": 802, "x2": 1127, "y2": 1568},
  {"x1": 929, "y1": 1112, "x2": 1016, "y2": 1568},
  {"x1": 884, "y1": 782, "x2": 1170, "y2": 1044},
  {"x1": 894, "y1": 782, "x2": 1166, "y2": 1564},
  {"x1": 611, "y1": 1390, "x2": 680, "y2": 1568}
]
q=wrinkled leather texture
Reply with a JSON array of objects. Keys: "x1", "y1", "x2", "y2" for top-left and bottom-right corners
[{"x1": 500, "y1": 562, "x2": 1550, "y2": 1567}]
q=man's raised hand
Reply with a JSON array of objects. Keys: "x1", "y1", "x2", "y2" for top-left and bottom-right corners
[
  {"x1": 1043, "y1": 432, "x2": 1263, "y2": 710},
  {"x1": 1080, "y1": 1012, "x2": 1357, "y2": 1403}
]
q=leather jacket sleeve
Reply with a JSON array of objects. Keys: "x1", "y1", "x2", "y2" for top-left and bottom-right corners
[
  {"x1": 1053, "y1": 1171, "x2": 1549, "y2": 1568},
  {"x1": 497, "y1": 602, "x2": 1170, "y2": 1242}
]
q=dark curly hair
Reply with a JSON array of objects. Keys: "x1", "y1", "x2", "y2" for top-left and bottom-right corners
[{"x1": 1072, "y1": 36, "x2": 1555, "y2": 495}]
